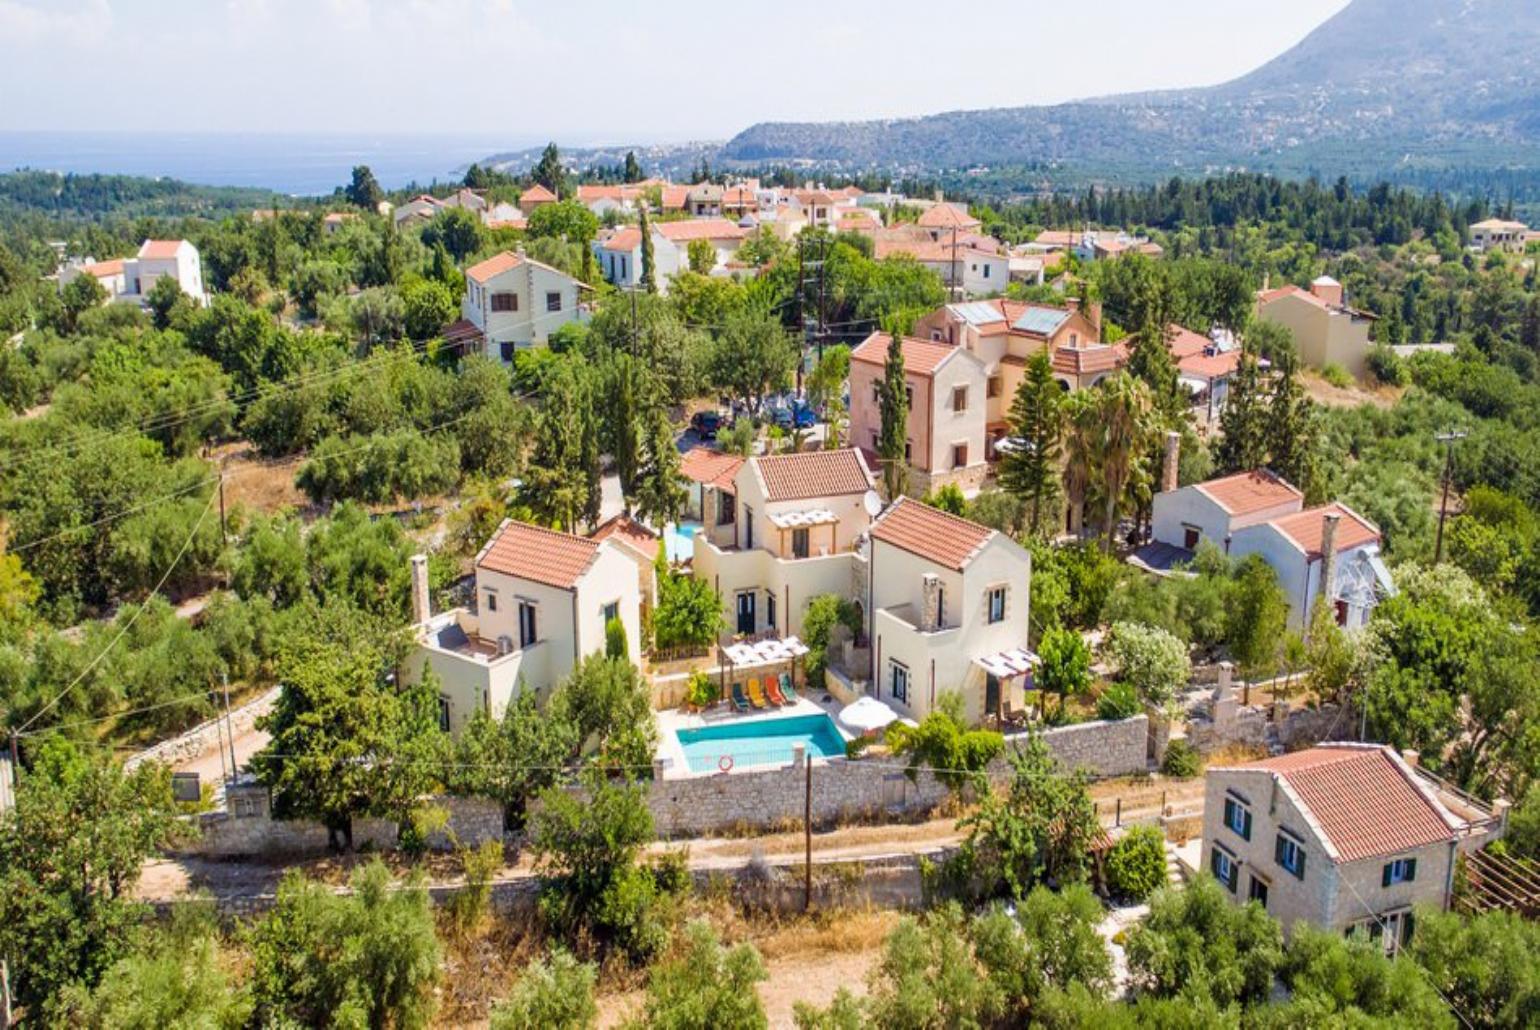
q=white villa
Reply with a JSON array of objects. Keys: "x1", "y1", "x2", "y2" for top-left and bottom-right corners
[
  {"x1": 449, "y1": 250, "x2": 588, "y2": 361},
  {"x1": 406, "y1": 520, "x2": 642, "y2": 734},
  {"x1": 868, "y1": 498, "x2": 1034, "y2": 725},
  {"x1": 58, "y1": 239, "x2": 207, "y2": 307}
]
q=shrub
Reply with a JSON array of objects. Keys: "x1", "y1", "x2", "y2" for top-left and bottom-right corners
[
  {"x1": 1366, "y1": 344, "x2": 1405, "y2": 386},
  {"x1": 1321, "y1": 362, "x2": 1353, "y2": 388},
  {"x1": 1104, "y1": 622, "x2": 1191, "y2": 706},
  {"x1": 630, "y1": 920, "x2": 767, "y2": 1030},
  {"x1": 1095, "y1": 681, "x2": 1141, "y2": 721},
  {"x1": 801, "y1": 593, "x2": 861, "y2": 689},
  {"x1": 1105, "y1": 826, "x2": 1168, "y2": 901},
  {"x1": 491, "y1": 950, "x2": 597, "y2": 1030},
  {"x1": 1124, "y1": 875, "x2": 1283, "y2": 1007},
  {"x1": 449, "y1": 839, "x2": 505, "y2": 936},
  {"x1": 685, "y1": 670, "x2": 717, "y2": 709},
  {"x1": 1161, "y1": 740, "x2": 1202, "y2": 779},
  {"x1": 604, "y1": 616, "x2": 628, "y2": 659},
  {"x1": 887, "y1": 693, "x2": 1004, "y2": 793}
]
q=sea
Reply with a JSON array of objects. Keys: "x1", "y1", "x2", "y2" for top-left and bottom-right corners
[{"x1": 0, "y1": 131, "x2": 546, "y2": 197}]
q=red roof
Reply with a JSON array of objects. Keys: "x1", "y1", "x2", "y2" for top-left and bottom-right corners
[
  {"x1": 589, "y1": 514, "x2": 660, "y2": 560},
  {"x1": 917, "y1": 204, "x2": 981, "y2": 231},
  {"x1": 850, "y1": 332, "x2": 960, "y2": 378},
  {"x1": 1193, "y1": 471, "x2": 1302, "y2": 515},
  {"x1": 657, "y1": 218, "x2": 746, "y2": 243},
  {"x1": 600, "y1": 227, "x2": 642, "y2": 253},
  {"x1": 1224, "y1": 745, "x2": 1459, "y2": 862},
  {"x1": 1051, "y1": 342, "x2": 1127, "y2": 376},
  {"x1": 82, "y1": 258, "x2": 124, "y2": 278},
  {"x1": 1270, "y1": 502, "x2": 1380, "y2": 557},
  {"x1": 871, "y1": 497, "x2": 995, "y2": 572},
  {"x1": 1167, "y1": 325, "x2": 1211, "y2": 359},
  {"x1": 476, "y1": 519, "x2": 602, "y2": 589},
  {"x1": 752, "y1": 449, "x2": 872, "y2": 502},
  {"x1": 464, "y1": 251, "x2": 523, "y2": 283},
  {"x1": 138, "y1": 239, "x2": 185, "y2": 260},
  {"x1": 519, "y1": 184, "x2": 557, "y2": 204},
  {"x1": 679, "y1": 447, "x2": 744, "y2": 490}
]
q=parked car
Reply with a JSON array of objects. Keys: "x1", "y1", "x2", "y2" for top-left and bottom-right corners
[
  {"x1": 769, "y1": 399, "x2": 818, "y2": 430},
  {"x1": 690, "y1": 410, "x2": 722, "y2": 440}
]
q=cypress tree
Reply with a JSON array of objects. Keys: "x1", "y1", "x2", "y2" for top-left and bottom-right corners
[
  {"x1": 877, "y1": 330, "x2": 910, "y2": 499},
  {"x1": 639, "y1": 206, "x2": 657, "y2": 294},
  {"x1": 1214, "y1": 346, "x2": 1268, "y2": 474}
]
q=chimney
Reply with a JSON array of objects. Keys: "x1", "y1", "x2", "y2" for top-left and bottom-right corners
[
  {"x1": 1087, "y1": 300, "x2": 1104, "y2": 340},
  {"x1": 1310, "y1": 276, "x2": 1344, "y2": 308},
  {"x1": 1161, "y1": 431, "x2": 1181, "y2": 494},
  {"x1": 702, "y1": 487, "x2": 719, "y2": 542},
  {"x1": 1319, "y1": 511, "x2": 1341, "y2": 608},
  {"x1": 933, "y1": 188, "x2": 945, "y2": 203},
  {"x1": 920, "y1": 574, "x2": 941, "y2": 632},
  {"x1": 1400, "y1": 748, "x2": 1421, "y2": 768},
  {"x1": 410, "y1": 554, "x2": 431, "y2": 626}
]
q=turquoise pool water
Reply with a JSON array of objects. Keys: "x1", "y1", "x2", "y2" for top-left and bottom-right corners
[
  {"x1": 676, "y1": 714, "x2": 846, "y2": 773},
  {"x1": 665, "y1": 521, "x2": 700, "y2": 564}
]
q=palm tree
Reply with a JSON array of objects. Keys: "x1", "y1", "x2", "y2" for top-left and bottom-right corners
[
  {"x1": 1061, "y1": 389, "x2": 1099, "y2": 539},
  {"x1": 1094, "y1": 373, "x2": 1157, "y2": 553}
]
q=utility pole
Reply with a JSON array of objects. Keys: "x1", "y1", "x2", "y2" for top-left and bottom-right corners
[
  {"x1": 1432, "y1": 429, "x2": 1467, "y2": 565},
  {"x1": 804, "y1": 754, "x2": 813, "y2": 912},
  {"x1": 217, "y1": 472, "x2": 228, "y2": 550},
  {"x1": 222, "y1": 672, "x2": 237, "y2": 781}
]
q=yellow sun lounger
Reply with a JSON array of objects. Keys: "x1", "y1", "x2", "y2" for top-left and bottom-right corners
[{"x1": 746, "y1": 677, "x2": 769, "y2": 709}]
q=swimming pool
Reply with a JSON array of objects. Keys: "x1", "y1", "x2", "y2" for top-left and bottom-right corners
[
  {"x1": 675, "y1": 713, "x2": 846, "y2": 773},
  {"x1": 664, "y1": 521, "x2": 700, "y2": 564}
]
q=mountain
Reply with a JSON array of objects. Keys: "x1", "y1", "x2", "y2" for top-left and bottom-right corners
[{"x1": 717, "y1": 0, "x2": 1540, "y2": 178}]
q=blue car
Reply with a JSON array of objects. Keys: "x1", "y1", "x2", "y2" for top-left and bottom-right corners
[{"x1": 770, "y1": 400, "x2": 818, "y2": 430}]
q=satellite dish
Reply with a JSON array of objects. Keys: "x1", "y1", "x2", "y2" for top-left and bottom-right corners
[{"x1": 863, "y1": 490, "x2": 884, "y2": 518}]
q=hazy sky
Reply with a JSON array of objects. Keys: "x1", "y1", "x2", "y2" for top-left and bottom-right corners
[{"x1": 1, "y1": 0, "x2": 1352, "y2": 141}]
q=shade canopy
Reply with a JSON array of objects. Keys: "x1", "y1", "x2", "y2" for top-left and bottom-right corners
[
  {"x1": 838, "y1": 695, "x2": 901, "y2": 733},
  {"x1": 722, "y1": 635, "x2": 810, "y2": 670},
  {"x1": 974, "y1": 647, "x2": 1040, "y2": 680}
]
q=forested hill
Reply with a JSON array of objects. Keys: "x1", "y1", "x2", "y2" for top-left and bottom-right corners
[
  {"x1": 719, "y1": 0, "x2": 1540, "y2": 180},
  {"x1": 0, "y1": 170, "x2": 276, "y2": 222}
]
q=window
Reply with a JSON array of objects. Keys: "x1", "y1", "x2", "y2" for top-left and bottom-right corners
[
  {"x1": 601, "y1": 601, "x2": 620, "y2": 626},
  {"x1": 983, "y1": 263, "x2": 991, "y2": 279},
  {"x1": 1248, "y1": 875, "x2": 1269, "y2": 908},
  {"x1": 1069, "y1": 333, "x2": 1079, "y2": 347},
  {"x1": 718, "y1": 491, "x2": 736, "y2": 526},
  {"x1": 952, "y1": 385, "x2": 968, "y2": 412},
  {"x1": 791, "y1": 527, "x2": 810, "y2": 559},
  {"x1": 1224, "y1": 796, "x2": 1253, "y2": 841},
  {"x1": 1275, "y1": 833, "x2": 1306, "y2": 879},
  {"x1": 1183, "y1": 525, "x2": 1201, "y2": 550},
  {"x1": 936, "y1": 586, "x2": 945, "y2": 628},
  {"x1": 491, "y1": 292, "x2": 517, "y2": 312},
  {"x1": 518, "y1": 601, "x2": 538, "y2": 649},
  {"x1": 437, "y1": 696, "x2": 451, "y2": 733},
  {"x1": 930, "y1": 329, "x2": 943, "y2": 341},
  {"x1": 987, "y1": 376, "x2": 1001, "y2": 398},
  {"x1": 889, "y1": 660, "x2": 910, "y2": 703},
  {"x1": 953, "y1": 443, "x2": 968, "y2": 469},
  {"x1": 872, "y1": 382, "x2": 882, "y2": 404},
  {"x1": 621, "y1": 256, "x2": 628, "y2": 279},
  {"x1": 766, "y1": 590, "x2": 777, "y2": 630},
  {"x1": 484, "y1": 591, "x2": 498, "y2": 613},
  {"x1": 904, "y1": 386, "x2": 914, "y2": 407},
  {"x1": 546, "y1": 291, "x2": 562, "y2": 313},
  {"x1": 988, "y1": 586, "x2": 1006, "y2": 624},
  {"x1": 903, "y1": 440, "x2": 912, "y2": 462},
  {"x1": 499, "y1": 341, "x2": 515, "y2": 362},
  {"x1": 1211, "y1": 846, "x2": 1239, "y2": 893},
  {"x1": 1382, "y1": 858, "x2": 1418, "y2": 887}
]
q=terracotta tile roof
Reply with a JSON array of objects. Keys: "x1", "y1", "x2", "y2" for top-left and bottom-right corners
[
  {"x1": 1270, "y1": 502, "x2": 1380, "y2": 557},
  {"x1": 752, "y1": 449, "x2": 873, "y2": 502},
  {"x1": 917, "y1": 203, "x2": 981, "y2": 230},
  {"x1": 1223, "y1": 745, "x2": 1460, "y2": 862},
  {"x1": 138, "y1": 239, "x2": 185, "y2": 260},
  {"x1": 464, "y1": 251, "x2": 523, "y2": 283},
  {"x1": 1051, "y1": 342, "x2": 1127, "y2": 376},
  {"x1": 679, "y1": 447, "x2": 744, "y2": 490},
  {"x1": 1178, "y1": 348, "x2": 1241, "y2": 381},
  {"x1": 872, "y1": 236, "x2": 997, "y2": 263},
  {"x1": 589, "y1": 514, "x2": 660, "y2": 560},
  {"x1": 476, "y1": 519, "x2": 601, "y2": 589},
  {"x1": 1258, "y1": 283, "x2": 1329, "y2": 309},
  {"x1": 578, "y1": 185, "x2": 623, "y2": 202},
  {"x1": 1167, "y1": 325, "x2": 1211, "y2": 359},
  {"x1": 850, "y1": 332, "x2": 959, "y2": 378},
  {"x1": 485, "y1": 218, "x2": 527, "y2": 231},
  {"x1": 661, "y1": 186, "x2": 690, "y2": 210},
  {"x1": 600, "y1": 227, "x2": 642, "y2": 253},
  {"x1": 1193, "y1": 471, "x2": 1303, "y2": 515},
  {"x1": 519, "y1": 184, "x2": 557, "y2": 204},
  {"x1": 657, "y1": 218, "x2": 746, "y2": 243},
  {"x1": 82, "y1": 258, "x2": 124, "y2": 278},
  {"x1": 871, "y1": 496, "x2": 995, "y2": 572}
]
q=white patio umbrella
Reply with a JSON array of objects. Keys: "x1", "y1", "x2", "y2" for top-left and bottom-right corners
[{"x1": 838, "y1": 695, "x2": 900, "y2": 734}]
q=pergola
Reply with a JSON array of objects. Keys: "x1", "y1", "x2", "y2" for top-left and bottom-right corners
[
  {"x1": 973, "y1": 647, "x2": 1040, "y2": 724},
  {"x1": 718, "y1": 635, "x2": 811, "y2": 700},
  {"x1": 768, "y1": 509, "x2": 838, "y2": 558}
]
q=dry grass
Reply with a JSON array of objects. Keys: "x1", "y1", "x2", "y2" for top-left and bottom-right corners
[
  {"x1": 753, "y1": 908, "x2": 900, "y2": 962},
  {"x1": 212, "y1": 443, "x2": 308, "y2": 515},
  {"x1": 1300, "y1": 369, "x2": 1403, "y2": 410}
]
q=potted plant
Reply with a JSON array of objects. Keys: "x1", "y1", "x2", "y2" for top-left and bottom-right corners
[{"x1": 685, "y1": 670, "x2": 718, "y2": 713}]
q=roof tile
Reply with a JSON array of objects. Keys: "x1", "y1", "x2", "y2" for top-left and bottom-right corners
[
  {"x1": 1193, "y1": 471, "x2": 1303, "y2": 515},
  {"x1": 476, "y1": 519, "x2": 602, "y2": 589},
  {"x1": 753, "y1": 449, "x2": 872, "y2": 502},
  {"x1": 850, "y1": 332, "x2": 959, "y2": 378},
  {"x1": 871, "y1": 497, "x2": 995, "y2": 571}
]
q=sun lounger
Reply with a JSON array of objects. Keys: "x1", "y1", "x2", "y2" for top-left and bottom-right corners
[
  {"x1": 765, "y1": 678, "x2": 787, "y2": 706},
  {"x1": 746, "y1": 677, "x2": 769, "y2": 709},
  {"x1": 730, "y1": 682, "x2": 751, "y2": 712},
  {"x1": 779, "y1": 671, "x2": 798, "y2": 703}
]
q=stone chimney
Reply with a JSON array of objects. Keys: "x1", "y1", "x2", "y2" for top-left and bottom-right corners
[
  {"x1": 702, "y1": 487, "x2": 719, "y2": 540},
  {"x1": 1161, "y1": 431, "x2": 1181, "y2": 494},
  {"x1": 1213, "y1": 661, "x2": 1238, "y2": 726},
  {"x1": 1087, "y1": 300, "x2": 1104, "y2": 340},
  {"x1": 1400, "y1": 748, "x2": 1421, "y2": 768},
  {"x1": 1310, "y1": 276, "x2": 1344, "y2": 307},
  {"x1": 933, "y1": 188, "x2": 945, "y2": 203},
  {"x1": 919, "y1": 574, "x2": 941, "y2": 632},
  {"x1": 1319, "y1": 511, "x2": 1341, "y2": 608},
  {"x1": 410, "y1": 554, "x2": 431, "y2": 626}
]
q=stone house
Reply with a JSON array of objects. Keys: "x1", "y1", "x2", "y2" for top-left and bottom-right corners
[
  {"x1": 1255, "y1": 278, "x2": 1376, "y2": 379},
  {"x1": 451, "y1": 251, "x2": 588, "y2": 361}
]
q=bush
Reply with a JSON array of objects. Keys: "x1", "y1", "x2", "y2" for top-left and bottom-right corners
[
  {"x1": 630, "y1": 920, "x2": 767, "y2": 1030},
  {"x1": 802, "y1": 593, "x2": 860, "y2": 689},
  {"x1": 1161, "y1": 740, "x2": 1202, "y2": 779},
  {"x1": 449, "y1": 839, "x2": 505, "y2": 936},
  {"x1": 1105, "y1": 826, "x2": 1168, "y2": 901},
  {"x1": 1366, "y1": 344, "x2": 1405, "y2": 386},
  {"x1": 1104, "y1": 622, "x2": 1191, "y2": 706},
  {"x1": 1095, "y1": 681, "x2": 1141, "y2": 721},
  {"x1": 887, "y1": 693, "x2": 1004, "y2": 793},
  {"x1": 685, "y1": 670, "x2": 717, "y2": 709},
  {"x1": 1124, "y1": 875, "x2": 1283, "y2": 1007},
  {"x1": 491, "y1": 950, "x2": 597, "y2": 1030},
  {"x1": 1321, "y1": 362, "x2": 1353, "y2": 388},
  {"x1": 604, "y1": 616, "x2": 628, "y2": 659}
]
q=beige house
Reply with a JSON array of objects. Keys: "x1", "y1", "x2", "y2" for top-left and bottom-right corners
[
  {"x1": 1255, "y1": 278, "x2": 1376, "y2": 379},
  {"x1": 1202, "y1": 744, "x2": 1504, "y2": 948},
  {"x1": 692, "y1": 449, "x2": 878, "y2": 640},
  {"x1": 406, "y1": 520, "x2": 642, "y2": 734},
  {"x1": 452, "y1": 251, "x2": 588, "y2": 361},
  {"x1": 868, "y1": 498, "x2": 1034, "y2": 726},
  {"x1": 848, "y1": 332, "x2": 990, "y2": 497},
  {"x1": 1469, "y1": 217, "x2": 1532, "y2": 253}
]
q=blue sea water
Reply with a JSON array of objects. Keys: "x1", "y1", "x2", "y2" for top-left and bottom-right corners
[{"x1": 0, "y1": 131, "x2": 542, "y2": 197}]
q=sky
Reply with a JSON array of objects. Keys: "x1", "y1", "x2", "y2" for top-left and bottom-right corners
[{"x1": 0, "y1": 0, "x2": 1352, "y2": 143}]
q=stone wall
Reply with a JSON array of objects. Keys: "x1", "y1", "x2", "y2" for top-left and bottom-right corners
[
  {"x1": 180, "y1": 793, "x2": 504, "y2": 860},
  {"x1": 125, "y1": 686, "x2": 281, "y2": 773},
  {"x1": 647, "y1": 716, "x2": 1148, "y2": 839}
]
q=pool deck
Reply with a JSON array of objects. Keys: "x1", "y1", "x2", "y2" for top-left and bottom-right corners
[{"x1": 656, "y1": 694, "x2": 854, "y2": 780}]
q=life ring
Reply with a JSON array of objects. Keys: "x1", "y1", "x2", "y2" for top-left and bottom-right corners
[{"x1": 718, "y1": 755, "x2": 734, "y2": 773}]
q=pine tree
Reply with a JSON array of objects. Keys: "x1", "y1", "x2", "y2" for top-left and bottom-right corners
[
  {"x1": 346, "y1": 165, "x2": 384, "y2": 210},
  {"x1": 639, "y1": 205, "x2": 657, "y2": 294},
  {"x1": 532, "y1": 142, "x2": 564, "y2": 195},
  {"x1": 1265, "y1": 346, "x2": 1319, "y2": 499},
  {"x1": 635, "y1": 408, "x2": 687, "y2": 528},
  {"x1": 1214, "y1": 346, "x2": 1268, "y2": 474},
  {"x1": 999, "y1": 350, "x2": 1063, "y2": 537},
  {"x1": 1522, "y1": 294, "x2": 1540, "y2": 354},
  {"x1": 624, "y1": 151, "x2": 643, "y2": 183},
  {"x1": 877, "y1": 331, "x2": 910, "y2": 499}
]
